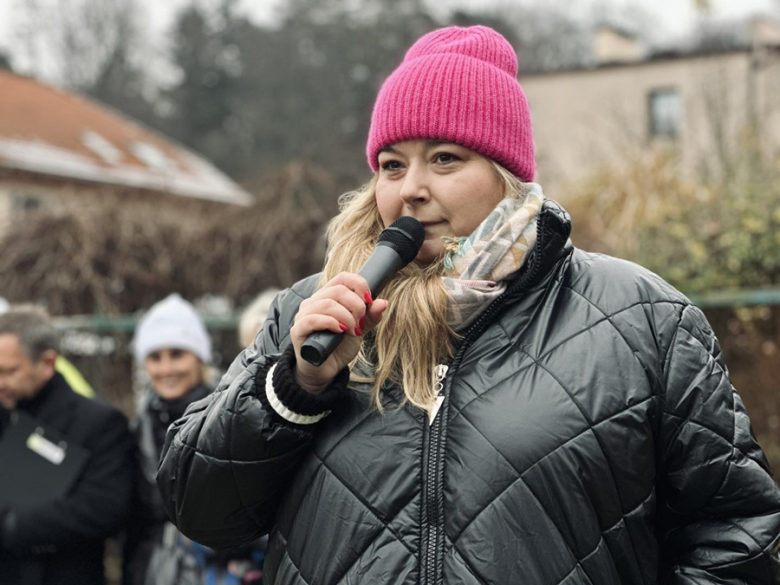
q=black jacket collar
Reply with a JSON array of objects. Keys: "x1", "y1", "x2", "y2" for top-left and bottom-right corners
[
  {"x1": 504, "y1": 199, "x2": 573, "y2": 301},
  {"x1": 15, "y1": 372, "x2": 70, "y2": 418}
]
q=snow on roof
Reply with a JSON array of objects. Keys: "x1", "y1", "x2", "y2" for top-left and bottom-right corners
[{"x1": 0, "y1": 71, "x2": 251, "y2": 205}]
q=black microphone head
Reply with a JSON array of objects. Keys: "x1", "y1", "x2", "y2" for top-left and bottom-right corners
[{"x1": 377, "y1": 217, "x2": 425, "y2": 264}]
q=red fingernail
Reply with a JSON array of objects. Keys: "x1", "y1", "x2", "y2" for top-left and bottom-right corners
[
  {"x1": 359, "y1": 317, "x2": 365, "y2": 329},
  {"x1": 364, "y1": 291, "x2": 373, "y2": 305},
  {"x1": 354, "y1": 326, "x2": 363, "y2": 336},
  {"x1": 339, "y1": 323, "x2": 348, "y2": 332}
]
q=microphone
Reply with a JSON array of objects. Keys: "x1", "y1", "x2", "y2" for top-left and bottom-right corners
[{"x1": 300, "y1": 216, "x2": 425, "y2": 367}]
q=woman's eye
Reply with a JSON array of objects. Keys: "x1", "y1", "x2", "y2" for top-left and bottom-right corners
[
  {"x1": 381, "y1": 160, "x2": 402, "y2": 171},
  {"x1": 434, "y1": 152, "x2": 459, "y2": 164}
]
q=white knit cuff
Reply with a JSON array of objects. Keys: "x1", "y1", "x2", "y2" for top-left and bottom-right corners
[{"x1": 265, "y1": 363, "x2": 331, "y2": 425}]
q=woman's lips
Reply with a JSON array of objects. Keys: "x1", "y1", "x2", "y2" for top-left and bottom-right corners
[{"x1": 420, "y1": 221, "x2": 444, "y2": 239}]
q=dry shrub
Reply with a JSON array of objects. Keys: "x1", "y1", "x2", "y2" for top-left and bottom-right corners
[
  {"x1": 707, "y1": 306, "x2": 780, "y2": 474},
  {"x1": 0, "y1": 160, "x2": 340, "y2": 315},
  {"x1": 565, "y1": 149, "x2": 780, "y2": 474},
  {"x1": 565, "y1": 150, "x2": 706, "y2": 257}
]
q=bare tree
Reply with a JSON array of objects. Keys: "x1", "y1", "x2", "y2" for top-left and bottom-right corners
[
  {"x1": 7, "y1": 0, "x2": 160, "y2": 125},
  {"x1": 11, "y1": 0, "x2": 149, "y2": 88},
  {"x1": 476, "y1": 3, "x2": 592, "y2": 73}
]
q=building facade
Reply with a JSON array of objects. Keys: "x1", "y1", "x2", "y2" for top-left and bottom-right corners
[
  {"x1": 0, "y1": 71, "x2": 250, "y2": 231},
  {"x1": 521, "y1": 18, "x2": 780, "y2": 199}
]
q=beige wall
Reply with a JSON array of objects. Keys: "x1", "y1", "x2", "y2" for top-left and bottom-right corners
[
  {"x1": 0, "y1": 173, "x2": 233, "y2": 238},
  {"x1": 756, "y1": 48, "x2": 780, "y2": 158},
  {"x1": 0, "y1": 179, "x2": 55, "y2": 233},
  {"x1": 0, "y1": 177, "x2": 69, "y2": 232},
  {"x1": 521, "y1": 50, "x2": 780, "y2": 201}
]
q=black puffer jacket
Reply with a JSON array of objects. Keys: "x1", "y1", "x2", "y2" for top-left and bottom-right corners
[
  {"x1": 123, "y1": 384, "x2": 212, "y2": 585},
  {"x1": 159, "y1": 201, "x2": 780, "y2": 584}
]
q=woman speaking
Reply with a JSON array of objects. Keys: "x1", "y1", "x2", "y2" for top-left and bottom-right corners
[{"x1": 158, "y1": 26, "x2": 780, "y2": 584}]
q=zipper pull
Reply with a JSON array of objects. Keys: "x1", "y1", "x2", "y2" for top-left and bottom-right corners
[
  {"x1": 435, "y1": 364, "x2": 448, "y2": 396},
  {"x1": 429, "y1": 364, "x2": 449, "y2": 426}
]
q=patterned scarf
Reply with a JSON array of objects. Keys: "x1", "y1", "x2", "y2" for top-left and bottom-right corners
[{"x1": 442, "y1": 182, "x2": 545, "y2": 330}]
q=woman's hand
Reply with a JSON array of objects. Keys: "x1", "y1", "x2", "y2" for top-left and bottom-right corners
[{"x1": 290, "y1": 272, "x2": 389, "y2": 394}]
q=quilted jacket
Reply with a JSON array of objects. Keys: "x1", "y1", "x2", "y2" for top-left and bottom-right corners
[{"x1": 158, "y1": 201, "x2": 780, "y2": 584}]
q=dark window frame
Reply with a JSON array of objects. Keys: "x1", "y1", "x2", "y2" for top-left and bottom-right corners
[
  {"x1": 648, "y1": 87, "x2": 681, "y2": 140},
  {"x1": 11, "y1": 191, "x2": 45, "y2": 215}
]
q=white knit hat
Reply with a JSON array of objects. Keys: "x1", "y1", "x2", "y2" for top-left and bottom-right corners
[{"x1": 133, "y1": 294, "x2": 211, "y2": 364}]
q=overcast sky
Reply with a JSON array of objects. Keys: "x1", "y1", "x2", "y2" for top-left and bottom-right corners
[
  {"x1": 151, "y1": 0, "x2": 780, "y2": 33},
  {"x1": 143, "y1": 0, "x2": 780, "y2": 36},
  {"x1": 1, "y1": 0, "x2": 778, "y2": 72}
]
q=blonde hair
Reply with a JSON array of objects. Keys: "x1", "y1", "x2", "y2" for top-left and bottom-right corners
[
  {"x1": 322, "y1": 158, "x2": 525, "y2": 411},
  {"x1": 239, "y1": 288, "x2": 280, "y2": 347}
]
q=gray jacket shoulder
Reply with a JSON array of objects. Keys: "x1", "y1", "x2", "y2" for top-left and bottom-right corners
[{"x1": 564, "y1": 248, "x2": 690, "y2": 316}]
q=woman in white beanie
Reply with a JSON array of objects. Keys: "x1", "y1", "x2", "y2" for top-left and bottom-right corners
[
  {"x1": 132, "y1": 293, "x2": 212, "y2": 402},
  {"x1": 124, "y1": 294, "x2": 263, "y2": 585}
]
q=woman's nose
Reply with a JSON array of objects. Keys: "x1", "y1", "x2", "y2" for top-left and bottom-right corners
[
  {"x1": 155, "y1": 357, "x2": 176, "y2": 375},
  {"x1": 398, "y1": 164, "x2": 430, "y2": 206}
]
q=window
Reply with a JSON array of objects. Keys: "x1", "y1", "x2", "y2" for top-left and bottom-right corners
[
  {"x1": 648, "y1": 88, "x2": 681, "y2": 139},
  {"x1": 81, "y1": 131, "x2": 123, "y2": 165},
  {"x1": 129, "y1": 141, "x2": 178, "y2": 172},
  {"x1": 12, "y1": 192, "x2": 44, "y2": 214}
]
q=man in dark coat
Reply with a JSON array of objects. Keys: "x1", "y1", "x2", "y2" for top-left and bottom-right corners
[{"x1": 0, "y1": 307, "x2": 136, "y2": 585}]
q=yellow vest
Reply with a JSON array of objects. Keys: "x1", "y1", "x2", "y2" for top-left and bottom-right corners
[{"x1": 55, "y1": 356, "x2": 95, "y2": 399}]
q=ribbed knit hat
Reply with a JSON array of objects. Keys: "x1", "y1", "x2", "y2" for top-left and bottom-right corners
[
  {"x1": 133, "y1": 294, "x2": 211, "y2": 364},
  {"x1": 367, "y1": 25, "x2": 535, "y2": 181}
]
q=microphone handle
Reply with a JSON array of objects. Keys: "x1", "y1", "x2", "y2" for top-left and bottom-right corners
[{"x1": 300, "y1": 244, "x2": 405, "y2": 367}]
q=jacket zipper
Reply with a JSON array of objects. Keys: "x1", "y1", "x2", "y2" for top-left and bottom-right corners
[
  {"x1": 420, "y1": 208, "x2": 554, "y2": 585},
  {"x1": 427, "y1": 365, "x2": 448, "y2": 426},
  {"x1": 424, "y1": 383, "x2": 444, "y2": 583}
]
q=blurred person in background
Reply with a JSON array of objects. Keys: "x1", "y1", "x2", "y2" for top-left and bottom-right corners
[
  {"x1": 0, "y1": 297, "x2": 94, "y2": 398},
  {"x1": 124, "y1": 293, "x2": 264, "y2": 585},
  {"x1": 239, "y1": 289, "x2": 281, "y2": 348},
  {"x1": 0, "y1": 306, "x2": 135, "y2": 585},
  {"x1": 158, "y1": 26, "x2": 780, "y2": 584}
]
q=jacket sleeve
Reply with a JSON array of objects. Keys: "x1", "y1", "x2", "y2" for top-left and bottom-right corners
[
  {"x1": 657, "y1": 303, "x2": 780, "y2": 584},
  {"x1": 0, "y1": 407, "x2": 136, "y2": 554},
  {"x1": 157, "y1": 287, "x2": 346, "y2": 551}
]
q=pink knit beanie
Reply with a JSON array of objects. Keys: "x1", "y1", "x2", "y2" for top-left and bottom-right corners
[{"x1": 367, "y1": 26, "x2": 535, "y2": 182}]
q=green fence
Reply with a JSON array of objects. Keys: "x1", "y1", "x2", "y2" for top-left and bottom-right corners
[
  {"x1": 687, "y1": 286, "x2": 780, "y2": 309},
  {"x1": 51, "y1": 286, "x2": 780, "y2": 332}
]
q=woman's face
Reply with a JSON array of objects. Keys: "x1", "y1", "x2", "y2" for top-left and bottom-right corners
[
  {"x1": 376, "y1": 140, "x2": 504, "y2": 265},
  {"x1": 144, "y1": 348, "x2": 202, "y2": 401}
]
